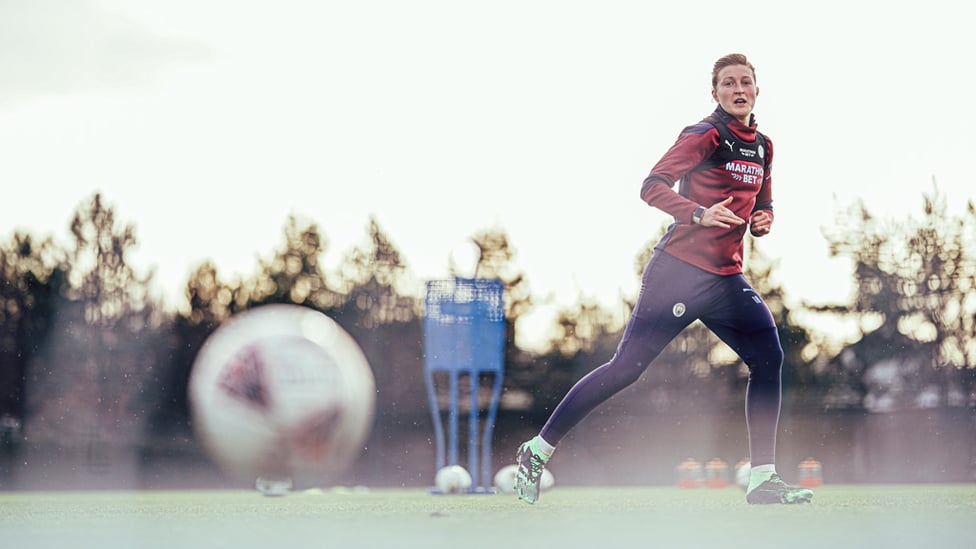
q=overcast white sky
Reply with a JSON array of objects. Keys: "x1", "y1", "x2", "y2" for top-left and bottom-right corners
[{"x1": 1, "y1": 0, "x2": 972, "y2": 347}]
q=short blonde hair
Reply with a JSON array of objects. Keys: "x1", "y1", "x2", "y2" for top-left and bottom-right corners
[{"x1": 711, "y1": 53, "x2": 756, "y2": 89}]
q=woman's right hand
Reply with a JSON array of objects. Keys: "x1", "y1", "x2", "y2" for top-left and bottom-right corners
[{"x1": 700, "y1": 196, "x2": 744, "y2": 229}]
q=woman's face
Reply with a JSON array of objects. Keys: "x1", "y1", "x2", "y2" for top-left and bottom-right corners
[{"x1": 711, "y1": 65, "x2": 758, "y2": 124}]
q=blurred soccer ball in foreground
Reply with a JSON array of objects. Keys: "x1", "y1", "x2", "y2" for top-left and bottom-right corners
[
  {"x1": 435, "y1": 465, "x2": 473, "y2": 494},
  {"x1": 492, "y1": 464, "x2": 555, "y2": 494},
  {"x1": 189, "y1": 304, "x2": 375, "y2": 487}
]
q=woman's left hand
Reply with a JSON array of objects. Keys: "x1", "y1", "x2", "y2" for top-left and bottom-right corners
[{"x1": 749, "y1": 210, "x2": 773, "y2": 236}]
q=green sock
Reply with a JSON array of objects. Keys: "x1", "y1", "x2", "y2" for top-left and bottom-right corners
[
  {"x1": 534, "y1": 436, "x2": 555, "y2": 458},
  {"x1": 747, "y1": 465, "x2": 776, "y2": 493},
  {"x1": 529, "y1": 436, "x2": 553, "y2": 462}
]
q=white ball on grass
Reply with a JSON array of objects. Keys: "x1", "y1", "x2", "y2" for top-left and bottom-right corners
[
  {"x1": 492, "y1": 464, "x2": 555, "y2": 494},
  {"x1": 493, "y1": 464, "x2": 518, "y2": 494},
  {"x1": 540, "y1": 468, "x2": 556, "y2": 491},
  {"x1": 435, "y1": 465, "x2": 473, "y2": 494},
  {"x1": 734, "y1": 460, "x2": 751, "y2": 491}
]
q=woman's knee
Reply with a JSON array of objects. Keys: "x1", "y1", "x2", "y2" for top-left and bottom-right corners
[
  {"x1": 744, "y1": 331, "x2": 783, "y2": 378},
  {"x1": 603, "y1": 351, "x2": 655, "y2": 388}
]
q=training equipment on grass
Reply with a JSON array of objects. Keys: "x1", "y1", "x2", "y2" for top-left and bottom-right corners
[
  {"x1": 674, "y1": 458, "x2": 704, "y2": 488},
  {"x1": 493, "y1": 464, "x2": 554, "y2": 494},
  {"x1": 424, "y1": 278, "x2": 505, "y2": 494},
  {"x1": 493, "y1": 464, "x2": 518, "y2": 494},
  {"x1": 254, "y1": 476, "x2": 292, "y2": 496},
  {"x1": 434, "y1": 465, "x2": 473, "y2": 494},
  {"x1": 189, "y1": 304, "x2": 375, "y2": 492},
  {"x1": 704, "y1": 458, "x2": 730, "y2": 488},
  {"x1": 734, "y1": 459, "x2": 751, "y2": 491},
  {"x1": 797, "y1": 457, "x2": 823, "y2": 487}
]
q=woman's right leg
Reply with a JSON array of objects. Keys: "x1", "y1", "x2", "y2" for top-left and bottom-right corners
[
  {"x1": 539, "y1": 252, "x2": 695, "y2": 446},
  {"x1": 514, "y1": 252, "x2": 707, "y2": 503}
]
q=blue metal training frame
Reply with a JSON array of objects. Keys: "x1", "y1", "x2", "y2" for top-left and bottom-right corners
[{"x1": 423, "y1": 278, "x2": 505, "y2": 493}]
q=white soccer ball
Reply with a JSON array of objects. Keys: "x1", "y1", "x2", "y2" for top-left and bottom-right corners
[
  {"x1": 734, "y1": 459, "x2": 751, "y2": 491},
  {"x1": 493, "y1": 464, "x2": 518, "y2": 494},
  {"x1": 435, "y1": 465, "x2": 472, "y2": 494},
  {"x1": 493, "y1": 464, "x2": 555, "y2": 494},
  {"x1": 189, "y1": 304, "x2": 376, "y2": 488},
  {"x1": 493, "y1": 465, "x2": 518, "y2": 494},
  {"x1": 541, "y1": 468, "x2": 556, "y2": 491}
]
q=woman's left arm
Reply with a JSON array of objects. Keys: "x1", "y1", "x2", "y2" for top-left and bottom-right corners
[{"x1": 750, "y1": 135, "x2": 774, "y2": 236}]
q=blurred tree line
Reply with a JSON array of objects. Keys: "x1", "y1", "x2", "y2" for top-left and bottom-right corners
[{"x1": 1, "y1": 186, "x2": 975, "y2": 466}]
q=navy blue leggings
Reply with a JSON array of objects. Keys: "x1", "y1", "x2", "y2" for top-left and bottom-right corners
[{"x1": 540, "y1": 251, "x2": 783, "y2": 465}]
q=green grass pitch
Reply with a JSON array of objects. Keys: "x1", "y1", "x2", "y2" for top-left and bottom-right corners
[{"x1": 2, "y1": 485, "x2": 973, "y2": 548}]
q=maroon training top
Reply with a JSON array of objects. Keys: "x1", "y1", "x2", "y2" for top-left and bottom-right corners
[{"x1": 639, "y1": 106, "x2": 774, "y2": 276}]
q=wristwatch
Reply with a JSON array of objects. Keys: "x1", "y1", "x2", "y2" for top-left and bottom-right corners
[{"x1": 692, "y1": 206, "x2": 706, "y2": 225}]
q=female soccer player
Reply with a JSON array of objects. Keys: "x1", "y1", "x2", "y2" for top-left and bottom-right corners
[{"x1": 515, "y1": 53, "x2": 813, "y2": 505}]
